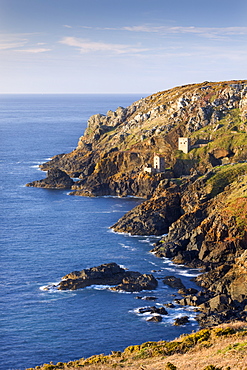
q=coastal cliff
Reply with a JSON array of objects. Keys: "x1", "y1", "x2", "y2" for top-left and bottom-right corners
[
  {"x1": 27, "y1": 80, "x2": 247, "y2": 327},
  {"x1": 27, "y1": 79, "x2": 247, "y2": 197}
]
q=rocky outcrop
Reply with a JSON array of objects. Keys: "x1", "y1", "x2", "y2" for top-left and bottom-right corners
[
  {"x1": 151, "y1": 166, "x2": 247, "y2": 326},
  {"x1": 111, "y1": 183, "x2": 181, "y2": 235},
  {"x1": 26, "y1": 168, "x2": 74, "y2": 189},
  {"x1": 57, "y1": 263, "x2": 158, "y2": 292}
]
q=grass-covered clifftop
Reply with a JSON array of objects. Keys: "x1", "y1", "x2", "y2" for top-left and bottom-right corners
[{"x1": 26, "y1": 322, "x2": 247, "y2": 370}]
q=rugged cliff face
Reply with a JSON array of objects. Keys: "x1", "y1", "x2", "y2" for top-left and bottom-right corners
[
  {"x1": 27, "y1": 80, "x2": 247, "y2": 326},
  {"x1": 28, "y1": 79, "x2": 247, "y2": 198},
  {"x1": 149, "y1": 165, "x2": 247, "y2": 326}
]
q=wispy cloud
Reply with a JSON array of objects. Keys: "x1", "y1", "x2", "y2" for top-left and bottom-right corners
[
  {"x1": 0, "y1": 34, "x2": 50, "y2": 52},
  {"x1": 59, "y1": 36, "x2": 149, "y2": 54},
  {"x1": 0, "y1": 41, "x2": 27, "y2": 50},
  {"x1": 78, "y1": 25, "x2": 247, "y2": 40},
  {"x1": 122, "y1": 25, "x2": 247, "y2": 39},
  {"x1": 15, "y1": 48, "x2": 51, "y2": 53},
  {"x1": 63, "y1": 25, "x2": 72, "y2": 29},
  {"x1": 0, "y1": 35, "x2": 28, "y2": 50}
]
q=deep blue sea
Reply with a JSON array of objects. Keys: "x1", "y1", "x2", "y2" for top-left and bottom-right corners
[{"x1": 0, "y1": 94, "x2": 199, "y2": 370}]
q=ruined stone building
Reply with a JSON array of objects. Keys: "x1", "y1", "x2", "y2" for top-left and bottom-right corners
[{"x1": 178, "y1": 137, "x2": 190, "y2": 154}]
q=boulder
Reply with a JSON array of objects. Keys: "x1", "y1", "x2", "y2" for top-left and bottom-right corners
[
  {"x1": 173, "y1": 316, "x2": 189, "y2": 326},
  {"x1": 138, "y1": 306, "x2": 168, "y2": 315},
  {"x1": 147, "y1": 315, "x2": 162, "y2": 322},
  {"x1": 163, "y1": 276, "x2": 186, "y2": 290},
  {"x1": 207, "y1": 294, "x2": 230, "y2": 313}
]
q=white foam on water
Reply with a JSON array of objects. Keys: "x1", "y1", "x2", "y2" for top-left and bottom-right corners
[
  {"x1": 110, "y1": 289, "x2": 132, "y2": 294},
  {"x1": 119, "y1": 264, "x2": 128, "y2": 270},
  {"x1": 107, "y1": 228, "x2": 128, "y2": 236},
  {"x1": 145, "y1": 259, "x2": 158, "y2": 267},
  {"x1": 119, "y1": 243, "x2": 137, "y2": 252},
  {"x1": 139, "y1": 238, "x2": 152, "y2": 244},
  {"x1": 87, "y1": 284, "x2": 112, "y2": 291},
  {"x1": 164, "y1": 267, "x2": 178, "y2": 273},
  {"x1": 177, "y1": 270, "x2": 201, "y2": 278},
  {"x1": 39, "y1": 282, "x2": 60, "y2": 292},
  {"x1": 161, "y1": 257, "x2": 173, "y2": 264},
  {"x1": 39, "y1": 285, "x2": 50, "y2": 291},
  {"x1": 112, "y1": 203, "x2": 124, "y2": 208},
  {"x1": 160, "y1": 258, "x2": 201, "y2": 277}
]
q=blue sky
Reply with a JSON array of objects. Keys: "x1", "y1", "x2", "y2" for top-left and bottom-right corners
[{"x1": 0, "y1": 0, "x2": 246, "y2": 93}]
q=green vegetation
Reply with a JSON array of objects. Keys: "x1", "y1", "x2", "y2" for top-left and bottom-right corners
[
  {"x1": 26, "y1": 325, "x2": 247, "y2": 369},
  {"x1": 190, "y1": 108, "x2": 247, "y2": 164},
  {"x1": 218, "y1": 341, "x2": 247, "y2": 355},
  {"x1": 206, "y1": 163, "x2": 247, "y2": 197}
]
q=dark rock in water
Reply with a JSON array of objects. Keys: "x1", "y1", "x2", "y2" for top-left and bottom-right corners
[
  {"x1": 135, "y1": 296, "x2": 157, "y2": 301},
  {"x1": 173, "y1": 316, "x2": 189, "y2": 326},
  {"x1": 163, "y1": 303, "x2": 175, "y2": 308},
  {"x1": 138, "y1": 306, "x2": 168, "y2": 315},
  {"x1": 111, "y1": 272, "x2": 158, "y2": 292},
  {"x1": 58, "y1": 262, "x2": 158, "y2": 292},
  {"x1": 151, "y1": 241, "x2": 184, "y2": 259},
  {"x1": 26, "y1": 168, "x2": 74, "y2": 189},
  {"x1": 163, "y1": 276, "x2": 186, "y2": 290},
  {"x1": 147, "y1": 315, "x2": 162, "y2": 322},
  {"x1": 143, "y1": 296, "x2": 157, "y2": 301}
]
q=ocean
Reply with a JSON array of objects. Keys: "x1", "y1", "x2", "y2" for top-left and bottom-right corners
[{"x1": 0, "y1": 94, "x2": 199, "y2": 370}]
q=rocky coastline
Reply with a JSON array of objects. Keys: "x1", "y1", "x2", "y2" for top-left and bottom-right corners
[{"x1": 27, "y1": 80, "x2": 247, "y2": 329}]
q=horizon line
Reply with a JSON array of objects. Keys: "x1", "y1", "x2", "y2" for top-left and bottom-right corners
[{"x1": 0, "y1": 92, "x2": 151, "y2": 95}]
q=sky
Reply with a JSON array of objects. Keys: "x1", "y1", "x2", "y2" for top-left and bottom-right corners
[{"x1": 0, "y1": 0, "x2": 246, "y2": 94}]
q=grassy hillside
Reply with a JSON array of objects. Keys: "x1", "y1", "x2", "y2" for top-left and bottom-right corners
[{"x1": 26, "y1": 322, "x2": 247, "y2": 370}]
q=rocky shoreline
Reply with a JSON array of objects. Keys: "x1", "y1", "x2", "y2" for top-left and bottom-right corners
[
  {"x1": 43, "y1": 261, "x2": 198, "y2": 326},
  {"x1": 27, "y1": 80, "x2": 247, "y2": 329}
]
